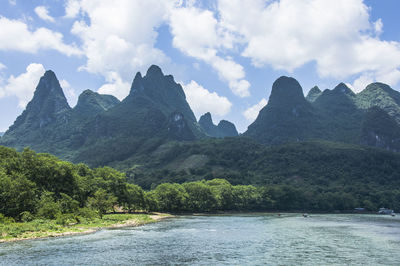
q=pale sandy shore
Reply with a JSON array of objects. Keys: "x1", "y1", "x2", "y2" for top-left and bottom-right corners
[{"x1": 0, "y1": 213, "x2": 173, "y2": 243}]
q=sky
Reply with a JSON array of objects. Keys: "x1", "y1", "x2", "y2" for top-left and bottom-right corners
[{"x1": 0, "y1": 0, "x2": 400, "y2": 133}]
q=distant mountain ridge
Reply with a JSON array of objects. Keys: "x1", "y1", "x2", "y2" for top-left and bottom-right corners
[
  {"x1": 0, "y1": 65, "x2": 238, "y2": 163},
  {"x1": 1, "y1": 66, "x2": 400, "y2": 169},
  {"x1": 198, "y1": 112, "x2": 238, "y2": 138},
  {"x1": 244, "y1": 76, "x2": 400, "y2": 151}
]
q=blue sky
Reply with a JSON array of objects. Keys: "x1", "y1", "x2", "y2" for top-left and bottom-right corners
[{"x1": 1, "y1": 0, "x2": 400, "y2": 133}]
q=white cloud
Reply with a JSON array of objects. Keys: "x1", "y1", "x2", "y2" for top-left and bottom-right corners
[
  {"x1": 243, "y1": 98, "x2": 268, "y2": 122},
  {"x1": 183, "y1": 80, "x2": 232, "y2": 119},
  {"x1": 169, "y1": 6, "x2": 250, "y2": 97},
  {"x1": 374, "y1": 18, "x2": 383, "y2": 36},
  {"x1": 352, "y1": 73, "x2": 374, "y2": 93},
  {"x1": 97, "y1": 72, "x2": 130, "y2": 100},
  {"x1": 60, "y1": 79, "x2": 78, "y2": 107},
  {"x1": 0, "y1": 63, "x2": 45, "y2": 108},
  {"x1": 217, "y1": 0, "x2": 400, "y2": 88},
  {"x1": 8, "y1": 0, "x2": 16, "y2": 6},
  {"x1": 351, "y1": 69, "x2": 400, "y2": 93},
  {"x1": 64, "y1": 0, "x2": 81, "y2": 18},
  {"x1": 0, "y1": 16, "x2": 81, "y2": 56},
  {"x1": 34, "y1": 6, "x2": 55, "y2": 23},
  {"x1": 0, "y1": 62, "x2": 5, "y2": 71},
  {"x1": 70, "y1": 0, "x2": 170, "y2": 83}
]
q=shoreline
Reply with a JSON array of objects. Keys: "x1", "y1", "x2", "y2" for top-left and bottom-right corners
[{"x1": 0, "y1": 213, "x2": 173, "y2": 244}]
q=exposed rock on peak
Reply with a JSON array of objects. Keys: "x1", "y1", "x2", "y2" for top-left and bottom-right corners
[
  {"x1": 306, "y1": 86, "x2": 322, "y2": 102},
  {"x1": 167, "y1": 112, "x2": 195, "y2": 140}
]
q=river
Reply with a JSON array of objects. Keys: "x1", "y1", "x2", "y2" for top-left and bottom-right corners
[{"x1": 1, "y1": 214, "x2": 399, "y2": 265}]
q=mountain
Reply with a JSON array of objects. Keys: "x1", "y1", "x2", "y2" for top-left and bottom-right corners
[
  {"x1": 305, "y1": 86, "x2": 322, "y2": 102},
  {"x1": 244, "y1": 76, "x2": 319, "y2": 144},
  {"x1": 0, "y1": 132, "x2": 4, "y2": 137},
  {"x1": 117, "y1": 137, "x2": 400, "y2": 192},
  {"x1": 198, "y1": 112, "x2": 238, "y2": 138},
  {"x1": 244, "y1": 77, "x2": 400, "y2": 150},
  {"x1": 2, "y1": 67, "x2": 400, "y2": 171},
  {"x1": 0, "y1": 70, "x2": 72, "y2": 151},
  {"x1": 356, "y1": 82, "x2": 400, "y2": 124},
  {"x1": 360, "y1": 106, "x2": 400, "y2": 151},
  {"x1": 74, "y1": 90, "x2": 120, "y2": 116},
  {"x1": 312, "y1": 83, "x2": 362, "y2": 143},
  {"x1": 1, "y1": 65, "x2": 207, "y2": 163}
]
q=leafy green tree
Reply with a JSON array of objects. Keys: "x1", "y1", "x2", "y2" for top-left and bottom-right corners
[
  {"x1": 0, "y1": 170, "x2": 37, "y2": 219},
  {"x1": 152, "y1": 183, "x2": 188, "y2": 212},
  {"x1": 37, "y1": 192, "x2": 61, "y2": 219},
  {"x1": 183, "y1": 181, "x2": 216, "y2": 212},
  {"x1": 233, "y1": 185, "x2": 259, "y2": 210},
  {"x1": 124, "y1": 183, "x2": 145, "y2": 212},
  {"x1": 206, "y1": 179, "x2": 234, "y2": 211},
  {"x1": 88, "y1": 189, "x2": 117, "y2": 218}
]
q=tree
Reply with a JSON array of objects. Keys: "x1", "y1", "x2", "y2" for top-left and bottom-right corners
[
  {"x1": 152, "y1": 183, "x2": 188, "y2": 212},
  {"x1": 124, "y1": 183, "x2": 145, "y2": 212},
  {"x1": 0, "y1": 170, "x2": 37, "y2": 219},
  {"x1": 88, "y1": 189, "x2": 117, "y2": 218},
  {"x1": 183, "y1": 181, "x2": 216, "y2": 212}
]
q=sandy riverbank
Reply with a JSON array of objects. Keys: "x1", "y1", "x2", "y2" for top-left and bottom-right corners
[{"x1": 0, "y1": 213, "x2": 173, "y2": 243}]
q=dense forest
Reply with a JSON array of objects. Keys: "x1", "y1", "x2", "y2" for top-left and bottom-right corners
[{"x1": 1, "y1": 145, "x2": 398, "y2": 225}]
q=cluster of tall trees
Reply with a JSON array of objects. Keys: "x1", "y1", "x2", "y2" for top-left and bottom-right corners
[{"x1": 1, "y1": 146, "x2": 399, "y2": 223}]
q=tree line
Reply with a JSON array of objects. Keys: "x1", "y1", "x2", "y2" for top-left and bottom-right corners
[{"x1": 0, "y1": 146, "x2": 398, "y2": 223}]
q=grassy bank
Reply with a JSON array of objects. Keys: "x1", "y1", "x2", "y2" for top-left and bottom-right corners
[{"x1": 0, "y1": 213, "x2": 172, "y2": 243}]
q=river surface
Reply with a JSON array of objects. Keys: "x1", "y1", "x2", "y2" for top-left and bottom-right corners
[{"x1": 1, "y1": 214, "x2": 400, "y2": 265}]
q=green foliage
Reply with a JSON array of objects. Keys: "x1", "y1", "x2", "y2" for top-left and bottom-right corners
[
  {"x1": 20, "y1": 211, "x2": 34, "y2": 222},
  {"x1": 151, "y1": 183, "x2": 188, "y2": 212},
  {"x1": 0, "y1": 144, "x2": 399, "y2": 223},
  {"x1": 37, "y1": 192, "x2": 61, "y2": 220},
  {"x1": 88, "y1": 189, "x2": 117, "y2": 218}
]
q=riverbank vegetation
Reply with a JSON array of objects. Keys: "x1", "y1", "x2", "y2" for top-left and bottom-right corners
[{"x1": 1, "y1": 145, "x2": 399, "y2": 235}]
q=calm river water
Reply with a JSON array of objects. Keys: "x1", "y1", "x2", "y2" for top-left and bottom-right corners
[{"x1": 1, "y1": 214, "x2": 400, "y2": 265}]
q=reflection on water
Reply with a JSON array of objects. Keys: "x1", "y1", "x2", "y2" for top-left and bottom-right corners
[{"x1": 1, "y1": 214, "x2": 400, "y2": 265}]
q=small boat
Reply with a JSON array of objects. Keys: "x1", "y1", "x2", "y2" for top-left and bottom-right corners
[
  {"x1": 378, "y1": 208, "x2": 394, "y2": 215},
  {"x1": 391, "y1": 213, "x2": 396, "y2": 217},
  {"x1": 302, "y1": 213, "x2": 309, "y2": 218}
]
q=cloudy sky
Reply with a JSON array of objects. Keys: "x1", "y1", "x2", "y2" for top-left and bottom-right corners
[{"x1": 0, "y1": 0, "x2": 399, "y2": 132}]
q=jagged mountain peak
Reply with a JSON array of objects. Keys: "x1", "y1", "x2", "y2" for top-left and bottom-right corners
[
  {"x1": 306, "y1": 86, "x2": 322, "y2": 102},
  {"x1": 333, "y1": 82, "x2": 355, "y2": 96},
  {"x1": 23, "y1": 69, "x2": 70, "y2": 117},
  {"x1": 199, "y1": 112, "x2": 213, "y2": 125},
  {"x1": 217, "y1": 120, "x2": 239, "y2": 137},
  {"x1": 198, "y1": 112, "x2": 238, "y2": 138}
]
